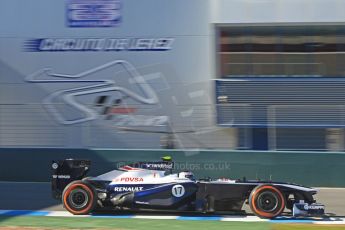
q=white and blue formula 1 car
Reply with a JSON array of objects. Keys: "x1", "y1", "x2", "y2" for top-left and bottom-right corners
[{"x1": 51, "y1": 157, "x2": 325, "y2": 218}]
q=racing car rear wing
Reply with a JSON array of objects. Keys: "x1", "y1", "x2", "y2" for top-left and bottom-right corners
[{"x1": 51, "y1": 159, "x2": 90, "y2": 199}]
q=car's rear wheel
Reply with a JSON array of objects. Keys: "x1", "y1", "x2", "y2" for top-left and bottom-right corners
[
  {"x1": 62, "y1": 180, "x2": 96, "y2": 215},
  {"x1": 249, "y1": 184, "x2": 285, "y2": 219}
]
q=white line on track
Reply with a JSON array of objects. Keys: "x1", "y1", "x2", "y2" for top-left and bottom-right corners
[
  {"x1": 220, "y1": 216, "x2": 267, "y2": 222},
  {"x1": 46, "y1": 211, "x2": 79, "y2": 217},
  {"x1": 2, "y1": 210, "x2": 345, "y2": 224}
]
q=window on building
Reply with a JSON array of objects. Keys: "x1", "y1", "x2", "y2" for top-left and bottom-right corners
[{"x1": 218, "y1": 25, "x2": 345, "y2": 77}]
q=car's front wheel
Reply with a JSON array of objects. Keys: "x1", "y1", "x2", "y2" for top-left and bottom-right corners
[
  {"x1": 249, "y1": 184, "x2": 285, "y2": 219},
  {"x1": 62, "y1": 180, "x2": 96, "y2": 215}
]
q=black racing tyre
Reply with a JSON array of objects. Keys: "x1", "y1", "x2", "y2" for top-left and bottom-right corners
[
  {"x1": 62, "y1": 180, "x2": 97, "y2": 215},
  {"x1": 249, "y1": 184, "x2": 286, "y2": 219}
]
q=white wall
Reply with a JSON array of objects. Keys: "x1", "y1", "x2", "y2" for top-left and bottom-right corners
[{"x1": 211, "y1": 0, "x2": 345, "y2": 24}]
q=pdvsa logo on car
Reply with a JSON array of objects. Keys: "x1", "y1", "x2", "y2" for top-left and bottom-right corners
[
  {"x1": 66, "y1": 0, "x2": 121, "y2": 27},
  {"x1": 113, "y1": 177, "x2": 144, "y2": 182},
  {"x1": 120, "y1": 177, "x2": 144, "y2": 182}
]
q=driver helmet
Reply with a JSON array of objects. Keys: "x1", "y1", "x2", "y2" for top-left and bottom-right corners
[{"x1": 178, "y1": 171, "x2": 195, "y2": 180}]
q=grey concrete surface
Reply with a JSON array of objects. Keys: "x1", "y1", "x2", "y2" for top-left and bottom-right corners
[
  {"x1": 315, "y1": 188, "x2": 345, "y2": 216},
  {"x1": 0, "y1": 182, "x2": 344, "y2": 216}
]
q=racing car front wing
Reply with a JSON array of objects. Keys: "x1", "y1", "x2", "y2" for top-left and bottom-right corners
[{"x1": 293, "y1": 202, "x2": 325, "y2": 217}]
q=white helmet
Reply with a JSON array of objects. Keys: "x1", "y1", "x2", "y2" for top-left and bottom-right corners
[{"x1": 178, "y1": 171, "x2": 195, "y2": 180}]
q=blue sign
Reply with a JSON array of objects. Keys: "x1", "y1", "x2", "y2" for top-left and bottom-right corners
[{"x1": 66, "y1": 0, "x2": 121, "y2": 27}]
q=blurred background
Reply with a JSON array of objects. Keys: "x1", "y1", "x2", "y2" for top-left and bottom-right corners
[{"x1": 1, "y1": 0, "x2": 345, "y2": 186}]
